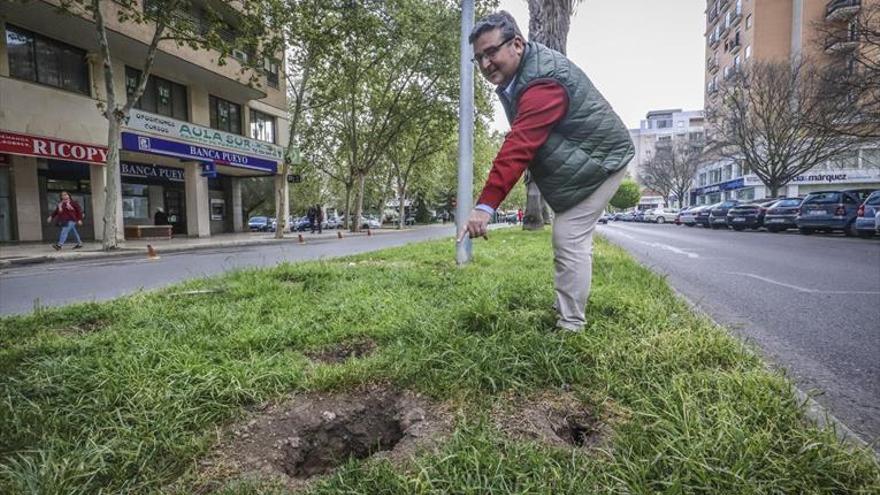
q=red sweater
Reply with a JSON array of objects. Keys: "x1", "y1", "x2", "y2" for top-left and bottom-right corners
[
  {"x1": 477, "y1": 81, "x2": 569, "y2": 210},
  {"x1": 51, "y1": 199, "x2": 83, "y2": 223}
]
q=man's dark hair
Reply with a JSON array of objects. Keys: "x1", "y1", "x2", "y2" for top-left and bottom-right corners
[{"x1": 468, "y1": 11, "x2": 523, "y2": 44}]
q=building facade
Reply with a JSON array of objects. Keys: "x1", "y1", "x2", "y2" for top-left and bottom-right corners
[
  {"x1": 628, "y1": 109, "x2": 705, "y2": 208},
  {"x1": 695, "y1": 0, "x2": 880, "y2": 206},
  {"x1": 0, "y1": 0, "x2": 289, "y2": 243}
]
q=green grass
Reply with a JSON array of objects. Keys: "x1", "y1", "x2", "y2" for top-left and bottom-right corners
[{"x1": 1, "y1": 230, "x2": 878, "y2": 494}]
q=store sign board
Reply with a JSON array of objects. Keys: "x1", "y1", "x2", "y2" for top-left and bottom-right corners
[
  {"x1": 124, "y1": 110, "x2": 284, "y2": 162},
  {"x1": 743, "y1": 170, "x2": 880, "y2": 186},
  {"x1": 121, "y1": 162, "x2": 185, "y2": 182},
  {"x1": 0, "y1": 130, "x2": 107, "y2": 165},
  {"x1": 691, "y1": 177, "x2": 744, "y2": 196},
  {"x1": 121, "y1": 132, "x2": 277, "y2": 174}
]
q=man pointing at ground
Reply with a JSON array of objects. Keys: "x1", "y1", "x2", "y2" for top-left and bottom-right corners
[{"x1": 459, "y1": 11, "x2": 634, "y2": 332}]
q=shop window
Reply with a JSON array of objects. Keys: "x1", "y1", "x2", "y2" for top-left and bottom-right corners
[
  {"x1": 6, "y1": 25, "x2": 89, "y2": 95},
  {"x1": 121, "y1": 183, "x2": 150, "y2": 220},
  {"x1": 209, "y1": 95, "x2": 242, "y2": 134},
  {"x1": 249, "y1": 109, "x2": 276, "y2": 143},
  {"x1": 126, "y1": 67, "x2": 188, "y2": 120}
]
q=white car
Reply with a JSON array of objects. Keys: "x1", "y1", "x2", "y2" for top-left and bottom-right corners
[{"x1": 644, "y1": 207, "x2": 679, "y2": 224}]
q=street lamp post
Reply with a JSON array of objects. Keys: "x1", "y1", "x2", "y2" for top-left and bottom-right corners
[{"x1": 456, "y1": 0, "x2": 475, "y2": 265}]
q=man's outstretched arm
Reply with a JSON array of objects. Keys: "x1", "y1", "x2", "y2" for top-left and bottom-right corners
[{"x1": 460, "y1": 81, "x2": 569, "y2": 241}]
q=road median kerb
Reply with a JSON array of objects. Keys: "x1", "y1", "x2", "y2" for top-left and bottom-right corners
[
  {"x1": 0, "y1": 228, "x2": 411, "y2": 268},
  {"x1": 667, "y1": 284, "x2": 873, "y2": 455}
]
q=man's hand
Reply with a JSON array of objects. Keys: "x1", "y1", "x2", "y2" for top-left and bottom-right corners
[
  {"x1": 457, "y1": 209, "x2": 491, "y2": 242},
  {"x1": 77, "y1": 220, "x2": 83, "y2": 226}
]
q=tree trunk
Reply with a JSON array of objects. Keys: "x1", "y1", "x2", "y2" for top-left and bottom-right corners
[
  {"x1": 274, "y1": 178, "x2": 288, "y2": 236},
  {"x1": 397, "y1": 184, "x2": 406, "y2": 230},
  {"x1": 524, "y1": 0, "x2": 577, "y2": 230},
  {"x1": 522, "y1": 178, "x2": 544, "y2": 230},
  {"x1": 102, "y1": 117, "x2": 123, "y2": 249},
  {"x1": 352, "y1": 172, "x2": 366, "y2": 232},
  {"x1": 343, "y1": 183, "x2": 352, "y2": 230}
]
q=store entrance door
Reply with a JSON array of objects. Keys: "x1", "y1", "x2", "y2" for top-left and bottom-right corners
[
  {"x1": 0, "y1": 168, "x2": 12, "y2": 241},
  {"x1": 164, "y1": 188, "x2": 186, "y2": 235}
]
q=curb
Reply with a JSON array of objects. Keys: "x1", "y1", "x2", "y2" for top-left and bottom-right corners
[
  {"x1": 0, "y1": 228, "x2": 413, "y2": 268},
  {"x1": 668, "y1": 286, "x2": 872, "y2": 455}
]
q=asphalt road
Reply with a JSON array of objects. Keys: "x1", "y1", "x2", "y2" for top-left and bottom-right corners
[
  {"x1": 0, "y1": 225, "x2": 466, "y2": 316},
  {"x1": 598, "y1": 221, "x2": 880, "y2": 449}
]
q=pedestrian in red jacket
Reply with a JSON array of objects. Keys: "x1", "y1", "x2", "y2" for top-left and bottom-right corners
[{"x1": 47, "y1": 191, "x2": 83, "y2": 250}]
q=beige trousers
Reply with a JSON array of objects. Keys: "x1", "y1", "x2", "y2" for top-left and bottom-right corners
[{"x1": 551, "y1": 166, "x2": 628, "y2": 331}]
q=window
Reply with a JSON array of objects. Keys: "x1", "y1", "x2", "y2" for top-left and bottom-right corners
[
  {"x1": 746, "y1": 14, "x2": 752, "y2": 29},
  {"x1": 121, "y1": 183, "x2": 150, "y2": 220},
  {"x1": 263, "y1": 57, "x2": 280, "y2": 89},
  {"x1": 723, "y1": 164, "x2": 732, "y2": 181},
  {"x1": 745, "y1": 45, "x2": 752, "y2": 59},
  {"x1": 6, "y1": 25, "x2": 89, "y2": 95},
  {"x1": 249, "y1": 109, "x2": 276, "y2": 143},
  {"x1": 125, "y1": 67, "x2": 188, "y2": 120},
  {"x1": 209, "y1": 96, "x2": 242, "y2": 134}
]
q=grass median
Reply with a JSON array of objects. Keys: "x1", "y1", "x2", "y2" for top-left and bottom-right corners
[{"x1": 1, "y1": 229, "x2": 878, "y2": 494}]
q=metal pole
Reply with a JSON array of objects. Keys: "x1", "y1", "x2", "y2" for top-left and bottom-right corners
[{"x1": 456, "y1": 0, "x2": 475, "y2": 265}]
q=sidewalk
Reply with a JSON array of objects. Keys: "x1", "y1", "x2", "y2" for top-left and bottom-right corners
[{"x1": 0, "y1": 226, "x2": 428, "y2": 268}]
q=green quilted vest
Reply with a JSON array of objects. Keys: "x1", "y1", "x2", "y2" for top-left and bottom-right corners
[{"x1": 497, "y1": 42, "x2": 635, "y2": 213}]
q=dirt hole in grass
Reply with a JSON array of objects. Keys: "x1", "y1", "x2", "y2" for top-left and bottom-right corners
[
  {"x1": 492, "y1": 391, "x2": 607, "y2": 450},
  {"x1": 63, "y1": 317, "x2": 107, "y2": 336},
  {"x1": 195, "y1": 386, "x2": 451, "y2": 492},
  {"x1": 306, "y1": 339, "x2": 376, "y2": 364}
]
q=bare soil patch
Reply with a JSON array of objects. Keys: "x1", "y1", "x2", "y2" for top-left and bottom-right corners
[
  {"x1": 194, "y1": 385, "x2": 451, "y2": 492},
  {"x1": 306, "y1": 339, "x2": 376, "y2": 364},
  {"x1": 492, "y1": 391, "x2": 610, "y2": 450}
]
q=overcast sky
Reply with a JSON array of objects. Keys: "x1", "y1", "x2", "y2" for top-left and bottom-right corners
[{"x1": 490, "y1": 0, "x2": 706, "y2": 132}]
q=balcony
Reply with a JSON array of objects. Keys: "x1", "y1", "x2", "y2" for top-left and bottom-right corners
[
  {"x1": 726, "y1": 10, "x2": 742, "y2": 28},
  {"x1": 826, "y1": 0, "x2": 861, "y2": 21},
  {"x1": 729, "y1": 37, "x2": 742, "y2": 54},
  {"x1": 825, "y1": 33, "x2": 860, "y2": 52},
  {"x1": 708, "y1": 58, "x2": 719, "y2": 73}
]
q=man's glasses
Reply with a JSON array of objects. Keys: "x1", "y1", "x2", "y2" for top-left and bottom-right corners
[{"x1": 472, "y1": 36, "x2": 515, "y2": 66}]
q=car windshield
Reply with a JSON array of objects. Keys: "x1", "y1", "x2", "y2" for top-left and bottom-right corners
[
  {"x1": 250, "y1": 216, "x2": 267, "y2": 223},
  {"x1": 776, "y1": 199, "x2": 801, "y2": 207},
  {"x1": 867, "y1": 193, "x2": 880, "y2": 206},
  {"x1": 804, "y1": 192, "x2": 841, "y2": 204}
]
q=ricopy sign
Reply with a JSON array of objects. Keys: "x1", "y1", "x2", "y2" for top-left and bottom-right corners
[
  {"x1": 0, "y1": 130, "x2": 107, "y2": 165},
  {"x1": 123, "y1": 110, "x2": 284, "y2": 162}
]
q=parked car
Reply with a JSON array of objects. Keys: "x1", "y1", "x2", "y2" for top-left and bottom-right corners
[
  {"x1": 763, "y1": 198, "x2": 803, "y2": 232},
  {"x1": 679, "y1": 206, "x2": 702, "y2": 227},
  {"x1": 795, "y1": 189, "x2": 871, "y2": 236},
  {"x1": 726, "y1": 198, "x2": 782, "y2": 231},
  {"x1": 854, "y1": 190, "x2": 880, "y2": 238},
  {"x1": 598, "y1": 213, "x2": 612, "y2": 224},
  {"x1": 248, "y1": 216, "x2": 271, "y2": 232},
  {"x1": 708, "y1": 200, "x2": 745, "y2": 229},
  {"x1": 645, "y1": 207, "x2": 679, "y2": 224},
  {"x1": 674, "y1": 207, "x2": 690, "y2": 225},
  {"x1": 695, "y1": 203, "x2": 719, "y2": 228},
  {"x1": 634, "y1": 210, "x2": 648, "y2": 222}
]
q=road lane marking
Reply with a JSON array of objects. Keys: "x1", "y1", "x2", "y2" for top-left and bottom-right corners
[
  {"x1": 603, "y1": 230, "x2": 699, "y2": 258},
  {"x1": 727, "y1": 272, "x2": 880, "y2": 295}
]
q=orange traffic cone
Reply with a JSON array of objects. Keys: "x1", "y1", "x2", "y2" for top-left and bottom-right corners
[
  {"x1": 298, "y1": 234, "x2": 305, "y2": 244},
  {"x1": 337, "y1": 230, "x2": 344, "y2": 239},
  {"x1": 146, "y1": 244, "x2": 160, "y2": 261}
]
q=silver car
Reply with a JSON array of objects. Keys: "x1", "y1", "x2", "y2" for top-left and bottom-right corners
[{"x1": 854, "y1": 190, "x2": 880, "y2": 238}]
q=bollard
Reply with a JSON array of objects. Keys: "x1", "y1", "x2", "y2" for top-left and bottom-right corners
[
  {"x1": 337, "y1": 230, "x2": 344, "y2": 239},
  {"x1": 367, "y1": 228, "x2": 372, "y2": 237},
  {"x1": 298, "y1": 234, "x2": 305, "y2": 244},
  {"x1": 147, "y1": 244, "x2": 160, "y2": 261}
]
